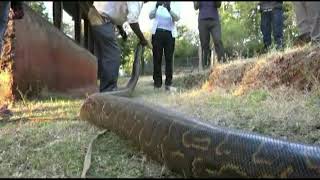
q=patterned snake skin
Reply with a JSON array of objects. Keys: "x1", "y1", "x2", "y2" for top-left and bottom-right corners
[
  {"x1": 79, "y1": 2, "x2": 320, "y2": 178},
  {"x1": 80, "y1": 94, "x2": 320, "y2": 178}
]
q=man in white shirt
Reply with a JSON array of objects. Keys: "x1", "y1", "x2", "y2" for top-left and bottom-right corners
[{"x1": 83, "y1": 1, "x2": 150, "y2": 92}]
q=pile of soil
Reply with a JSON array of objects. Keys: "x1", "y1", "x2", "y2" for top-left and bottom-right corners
[{"x1": 207, "y1": 46, "x2": 320, "y2": 95}]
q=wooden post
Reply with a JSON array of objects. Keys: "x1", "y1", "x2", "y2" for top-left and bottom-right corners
[
  {"x1": 198, "y1": 46, "x2": 203, "y2": 71},
  {"x1": 74, "y1": 3, "x2": 81, "y2": 44},
  {"x1": 53, "y1": 1, "x2": 63, "y2": 30},
  {"x1": 84, "y1": 18, "x2": 89, "y2": 49},
  {"x1": 210, "y1": 48, "x2": 216, "y2": 69},
  {"x1": 88, "y1": 22, "x2": 94, "y2": 54}
]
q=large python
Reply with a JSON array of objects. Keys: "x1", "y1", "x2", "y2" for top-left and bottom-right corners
[{"x1": 79, "y1": 2, "x2": 320, "y2": 178}]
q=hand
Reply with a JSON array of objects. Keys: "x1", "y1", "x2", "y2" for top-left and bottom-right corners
[
  {"x1": 140, "y1": 38, "x2": 152, "y2": 49},
  {"x1": 163, "y1": 2, "x2": 171, "y2": 12},
  {"x1": 11, "y1": 8, "x2": 24, "y2": 20},
  {"x1": 117, "y1": 25, "x2": 128, "y2": 41},
  {"x1": 120, "y1": 31, "x2": 127, "y2": 41},
  {"x1": 156, "y1": 2, "x2": 162, "y2": 8}
]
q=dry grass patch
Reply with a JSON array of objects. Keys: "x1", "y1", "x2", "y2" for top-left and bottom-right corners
[{"x1": 208, "y1": 46, "x2": 320, "y2": 95}]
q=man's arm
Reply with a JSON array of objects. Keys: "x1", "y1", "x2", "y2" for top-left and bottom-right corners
[
  {"x1": 194, "y1": 1, "x2": 199, "y2": 10},
  {"x1": 127, "y1": 2, "x2": 151, "y2": 48},
  {"x1": 129, "y1": 23, "x2": 151, "y2": 48},
  {"x1": 117, "y1": 25, "x2": 127, "y2": 41}
]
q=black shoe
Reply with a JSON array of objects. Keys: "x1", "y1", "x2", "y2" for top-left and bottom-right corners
[
  {"x1": 294, "y1": 32, "x2": 311, "y2": 46},
  {"x1": 311, "y1": 39, "x2": 320, "y2": 47},
  {"x1": 100, "y1": 86, "x2": 118, "y2": 93},
  {"x1": 0, "y1": 104, "x2": 13, "y2": 119},
  {"x1": 154, "y1": 85, "x2": 161, "y2": 90}
]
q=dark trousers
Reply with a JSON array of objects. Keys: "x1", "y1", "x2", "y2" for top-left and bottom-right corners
[
  {"x1": 0, "y1": 2, "x2": 10, "y2": 55},
  {"x1": 198, "y1": 18, "x2": 225, "y2": 67},
  {"x1": 152, "y1": 29, "x2": 175, "y2": 87},
  {"x1": 260, "y1": 8, "x2": 284, "y2": 49},
  {"x1": 91, "y1": 22, "x2": 120, "y2": 92}
]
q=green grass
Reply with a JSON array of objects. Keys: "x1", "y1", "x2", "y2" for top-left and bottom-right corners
[
  {"x1": 0, "y1": 83, "x2": 180, "y2": 178},
  {"x1": 1, "y1": 72, "x2": 320, "y2": 178}
]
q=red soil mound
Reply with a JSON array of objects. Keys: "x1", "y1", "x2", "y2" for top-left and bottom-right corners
[{"x1": 207, "y1": 46, "x2": 320, "y2": 95}]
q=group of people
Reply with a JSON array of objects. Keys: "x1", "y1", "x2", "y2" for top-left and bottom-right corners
[
  {"x1": 92, "y1": 1, "x2": 181, "y2": 92},
  {"x1": 91, "y1": 1, "x2": 320, "y2": 94},
  {"x1": 0, "y1": 1, "x2": 320, "y2": 95},
  {"x1": 92, "y1": 1, "x2": 223, "y2": 92}
]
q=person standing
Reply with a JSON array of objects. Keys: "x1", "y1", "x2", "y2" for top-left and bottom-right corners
[
  {"x1": 90, "y1": 1, "x2": 151, "y2": 92},
  {"x1": 149, "y1": 1, "x2": 180, "y2": 91},
  {"x1": 194, "y1": 1, "x2": 226, "y2": 69},
  {"x1": 258, "y1": 1, "x2": 284, "y2": 50},
  {"x1": 293, "y1": 2, "x2": 320, "y2": 46}
]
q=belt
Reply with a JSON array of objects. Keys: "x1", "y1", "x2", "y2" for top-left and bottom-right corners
[
  {"x1": 262, "y1": 8, "x2": 273, "y2": 12},
  {"x1": 156, "y1": 28, "x2": 171, "y2": 32}
]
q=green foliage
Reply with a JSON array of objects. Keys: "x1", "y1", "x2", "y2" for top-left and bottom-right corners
[
  {"x1": 117, "y1": 32, "x2": 138, "y2": 75},
  {"x1": 117, "y1": 29, "x2": 154, "y2": 75},
  {"x1": 175, "y1": 24, "x2": 198, "y2": 58},
  {"x1": 246, "y1": 89, "x2": 269, "y2": 104},
  {"x1": 220, "y1": 1, "x2": 262, "y2": 59},
  {"x1": 220, "y1": 1, "x2": 298, "y2": 59},
  {"x1": 282, "y1": 2, "x2": 299, "y2": 47},
  {"x1": 28, "y1": 1, "x2": 49, "y2": 21},
  {"x1": 28, "y1": 2, "x2": 73, "y2": 37},
  {"x1": 174, "y1": 24, "x2": 199, "y2": 66}
]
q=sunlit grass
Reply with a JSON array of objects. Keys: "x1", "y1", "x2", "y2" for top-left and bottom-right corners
[{"x1": 1, "y1": 48, "x2": 320, "y2": 177}]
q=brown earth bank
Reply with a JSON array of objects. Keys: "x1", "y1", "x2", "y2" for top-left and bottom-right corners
[
  {"x1": 0, "y1": 5, "x2": 98, "y2": 105},
  {"x1": 207, "y1": 46, "x2": 320, "y2": 95}
]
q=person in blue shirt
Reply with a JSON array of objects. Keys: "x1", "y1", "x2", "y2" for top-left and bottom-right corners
[{"x1": 194, "y1": 1, "x2": 226, "y2": 69}]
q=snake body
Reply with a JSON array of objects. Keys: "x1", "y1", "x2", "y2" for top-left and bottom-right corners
[
  {"x1": 80, "y1": 94, "x2": 320, "y2": 178},
  {"x1": 79, "y1": 2, "x2": 320, "y2": 178}
]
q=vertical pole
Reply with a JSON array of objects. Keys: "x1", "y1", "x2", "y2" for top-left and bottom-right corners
[
  {"x1": 88, "y1": 23, "x2": 94, "y2": 54},
  {"x1": 74, "y1": 3, "x2": 81, "y2": 44},
  {"x1": 198, "y1": 46, "x2": 203, "y2": 71},
  {"x1": 210, "y1": 49, "x2": 215, "y2": 69},
  {"x1": 53, "y1": 1, "x2": 63, "y2": 30},
  {"x1": 84, "y1": 18, "x2": 89, "y2": 49}
]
